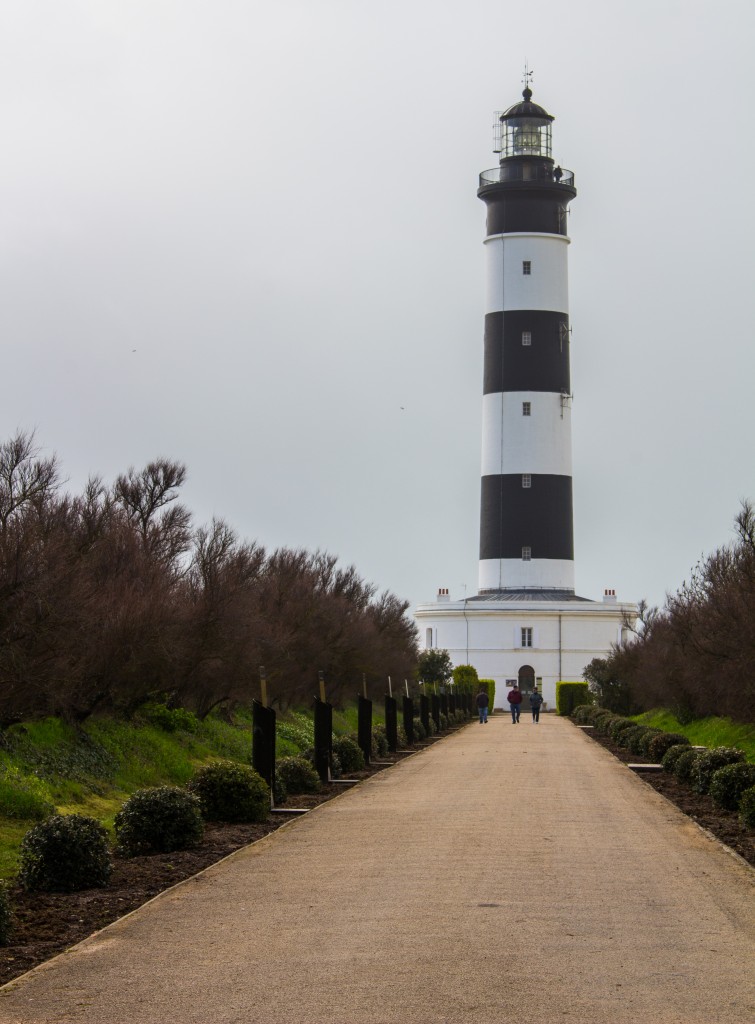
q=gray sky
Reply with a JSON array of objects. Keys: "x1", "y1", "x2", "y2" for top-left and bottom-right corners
[{"x1": 2, "y1": 0, "x2": 754, "y2": 615}]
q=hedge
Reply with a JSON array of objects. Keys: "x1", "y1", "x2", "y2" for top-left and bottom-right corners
[{"x1": 556, "y1": 682, "x2": 590, "y2": 716}]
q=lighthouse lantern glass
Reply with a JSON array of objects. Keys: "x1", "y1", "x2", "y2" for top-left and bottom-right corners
[{"x1": 502, "y1": 118, "x2": 552, "y2": 159}]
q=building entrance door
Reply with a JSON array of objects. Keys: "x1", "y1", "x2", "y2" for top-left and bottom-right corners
[{"x1": 518, "y1": 664, "x2": 536, "y2": 714}]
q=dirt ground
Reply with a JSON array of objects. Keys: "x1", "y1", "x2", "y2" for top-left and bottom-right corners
[{"x1": 0, "y1": 724, "x2": 752, "y2": 990}]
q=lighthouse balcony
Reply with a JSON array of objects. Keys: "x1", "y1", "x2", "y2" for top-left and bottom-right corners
[{"x1": 479, "y1": 165, "x2": 575, "y2": 189}]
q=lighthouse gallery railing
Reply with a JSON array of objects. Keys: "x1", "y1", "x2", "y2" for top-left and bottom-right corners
[{"x1": 479, "y1": 166, "x2": 575, "y2": 188}]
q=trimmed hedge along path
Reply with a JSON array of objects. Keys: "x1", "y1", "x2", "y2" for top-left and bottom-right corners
[{"x1": 1, "y1": 716, "x2": 754, "y2": 1024}]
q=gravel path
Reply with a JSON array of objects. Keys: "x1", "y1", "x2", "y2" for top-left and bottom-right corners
[{"x1": 1, "y1": 715, "x2": 753, "y2": 1023}]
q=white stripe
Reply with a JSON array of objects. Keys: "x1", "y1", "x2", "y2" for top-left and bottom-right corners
[
  {"x1": 484, "y1": 233, "x2": 570, "y2": 314},
  {"x1": 478, "y1": 558, "x2": 575, "y2": 592},
  {"x1": 481, "y1": 392, "x2": 572, "y2": 477}
]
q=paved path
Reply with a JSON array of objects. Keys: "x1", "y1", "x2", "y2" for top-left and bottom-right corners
[{"x1": 1, "y1": 715, "x2": 753, "y2": 1023}]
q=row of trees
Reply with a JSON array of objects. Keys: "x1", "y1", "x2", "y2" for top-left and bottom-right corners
[
  {"x1": 585, "y1": 502, "x2": 755, "y2": 723},
  {"x1": 0, "y1": 432, "x2": 419, "y2": 726}
]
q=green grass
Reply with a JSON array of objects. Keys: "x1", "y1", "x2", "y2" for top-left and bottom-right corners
[
  {"x1": 632, "y1": 710, "x2": 755, "y2": 762},
  {"x1": 0, "y1": 701, "x2": 381, "y2": 878}
]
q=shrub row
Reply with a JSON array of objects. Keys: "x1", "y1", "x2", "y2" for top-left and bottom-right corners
[
  {"x1": 577, "y1": 706, "x2": 755, "y2": 828},
  {"x1": 15, "y1": 759, "x2": 271, "y2": 900}
]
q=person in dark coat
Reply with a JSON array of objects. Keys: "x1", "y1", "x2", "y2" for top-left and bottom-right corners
[
  {"x1": 475, "y1": 689, "x2": 489, "y2": 724},
  {"x1": 507, "y1": 684, "x2": 522, "y2": 723},
  {"x1": 529, "y1": 686, "x2": 544, "y2": 723}
]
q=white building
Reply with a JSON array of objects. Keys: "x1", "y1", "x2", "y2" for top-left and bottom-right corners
[
  {"x1": 415, "y1": 79, "x2": 636, "y2": 711},
  {"x1": 416, "y1": 588, "x2": 635, "y2": 711}
]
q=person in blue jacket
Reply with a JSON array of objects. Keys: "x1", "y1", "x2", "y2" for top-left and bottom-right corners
[
  {"x1": 529, "y1": 686, "x2": 544, "y2": 723},
  {"x1": 475, "y1": 688, "x2": 489, "y2": 724}
]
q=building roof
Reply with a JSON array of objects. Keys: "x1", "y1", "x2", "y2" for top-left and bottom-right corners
[{"x1": 469, "y1": 590, "x2": 594, "y2": 603}]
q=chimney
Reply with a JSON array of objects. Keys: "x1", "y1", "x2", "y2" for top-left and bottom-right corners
[
  {"x1": 437, "y1": 588, "x2": 450, "y2": 602},
  {"x1": 603, "y1": 588, "x2": 617, "y2": 604}
]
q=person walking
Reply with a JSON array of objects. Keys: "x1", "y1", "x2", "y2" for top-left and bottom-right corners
[
  {"x1": 507, "y1": 683, "x2": 522, "y2": 724},
  {"x1": 475, "y1": 688, "x2": 489, "y2": 724},
  {"x1": 529, "y1": 686, "x2": 543, "y2": 723}
]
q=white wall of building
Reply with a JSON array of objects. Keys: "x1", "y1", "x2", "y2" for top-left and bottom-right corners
[{"x1": 414, "y1": 597, "x2": 635, "y2": 709}]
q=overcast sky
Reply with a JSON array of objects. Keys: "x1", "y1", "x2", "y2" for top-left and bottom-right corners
[{"x1": 1, "y1": 0, "x2": 753, "y2": 616}]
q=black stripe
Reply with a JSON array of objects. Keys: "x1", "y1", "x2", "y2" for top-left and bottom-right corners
[
  {"x1": 480, "y1": 474, "x2": 574, "y2": 560},
  {"x1": 482, "y1": 193, "x2": 571, "y2": 236},
  {"x1": 483, "y1": 311, "x2": 570, "y2": 395}
]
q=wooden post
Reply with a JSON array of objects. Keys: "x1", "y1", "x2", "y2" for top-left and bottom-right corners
[
  {"x1": 318, "y1": 670, "x2": 326, "y2": 703},
  {"x1": 259, "y1": 665, "x2": 268, "y2": 708}
]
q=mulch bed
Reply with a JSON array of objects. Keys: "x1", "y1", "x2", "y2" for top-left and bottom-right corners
[
  {"x1": 0, "y1": 748, "x2": 421, "y2": 987},
  {"x1": 581, "y1": 727, "x2": 755, "y2": 868}
]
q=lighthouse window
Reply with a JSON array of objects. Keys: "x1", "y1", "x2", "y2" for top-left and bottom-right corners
[
  {"x1": 522, "y1": 261, "x2": 531, "y2": 275},
  {"x1": 522, "y1": 402, "x2": 531, "y2": 416},
  {"x1": 522, "y1": 331, "x2": 532, "y2": 346},
  {"x1": 521, "y1": 627, "x2": 533, "y2": 648},
  {"x1": 522, "y1": 546, "x2": 532, "y2": 561},
  {"x1": 522, "y1": 474, "x2": 531, "y2": 488}
]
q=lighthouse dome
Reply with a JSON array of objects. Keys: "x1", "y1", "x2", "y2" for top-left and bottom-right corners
[{"x1": 500, "y1": 88, "x2": 554, "y2": 123}]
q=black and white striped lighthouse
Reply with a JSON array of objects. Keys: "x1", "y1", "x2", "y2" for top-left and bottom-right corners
[{"x1": 477, "y1": 81, "x2": 577, "y2": 594}]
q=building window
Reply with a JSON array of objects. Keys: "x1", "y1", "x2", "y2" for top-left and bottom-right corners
[
  {"x1": 425, "y1": 628, "x2": 433, "y2": 649},
  {"x1": 522, "y1": 331, "x2": 532, "y2": 346},
  {"x1": 522, "y1": 402, "x2": 531, "y2": 416},
  {"x1": 522, "y1": 261, "x2": 531, "y2": 275},
  {"x1": 522, "y1": 546, "x2": 531, "y2": 561},
  {"x1": 522, "y1": 474, "x2": 531, "y2": 488},
  {"x1": 521, "y1": 627, "x2": 533, "y2": 648}
]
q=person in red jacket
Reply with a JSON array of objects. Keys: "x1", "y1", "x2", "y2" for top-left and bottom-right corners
[{"x1": 507, "y1": 683, "x2": 523, "y2": 724}]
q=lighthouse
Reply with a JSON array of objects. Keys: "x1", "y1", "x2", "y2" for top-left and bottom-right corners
[
  {"x1": 478, "y1": 83, "x2": 576, "y2": 594},
  {"x1": 414, "y1": 77, "x2": 636, "y2": 709}
]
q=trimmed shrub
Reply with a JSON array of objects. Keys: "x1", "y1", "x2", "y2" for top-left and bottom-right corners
[
  {"x1": 619, "y1": 725, "x2": 647, "y2": 753},
  {"x1": 556, "y1": 682, "x2": 590, "y2": 716},
  {"x1": 709, "y1": 763, "x2": 755, "y2": 812},
  {"x1": 277, "y1": 756, "x2": 321, "y2": 794},
  {"x1": 594, "y1": 714, "x2": 620, "y2": 737},
  {"x1": 674, "y1": 748, "x2": 702, "y2": 783},
  {"x1": 647, "y1": 733, "x2": 690, "y2": 763},
  {"x1": 115, "y1": 787, "x2": 203, "y2": 856},
  {"x1": 0, "y1": 881, "x2": 13, "y2": 946},
  {"x1": 273, "y1": 768, "x2": 287, "y2": 805},
  {"x1": 439, "y1": 713, "x2": 449, "y2": 731},
  {"x1": 661, "y1": 743, "x2": 694, "y2": 773},
  {"x1": 739, "y1": 786, "x2": 755, "y2": 828},
  {"x1": 693, "y1": 747, "x2": 746, "y2": 795},
  {"x1": 0, "y1": 766, "x2": 55, "y2": 820},
  {"x1": 19, "y1": 814, "x2": 112, "y2": 891},
  {"x1": 427, "y1": 716, "x2": 437, "y2": 736},
  {"x1": 332, "y1": 736, "x2": 365, "y2": 773},
  {"x1": 626, "y1": 727, "x2": 653, "y2": 756},
  {"x1": 638, "y1": 729, "x2": 664, "y2": 758},
  {"x1": 609, "y1": 718, "x2": 635, "y2": 744},
  {"x1": 372, "y1": 727, "x2": 388, "y2": 757},
  {"x1": 594, "y1": 707, "x2": 616, "y2": 724},
  {"x1": 572, "y1": 705, "x2": 594, "y2": 724},
  {"x1": 188, "y1": 761, "x2": 269, "y2": 823},
  {"x1": 412, "y1": 717, "x2": 427, "y2": 741}
]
